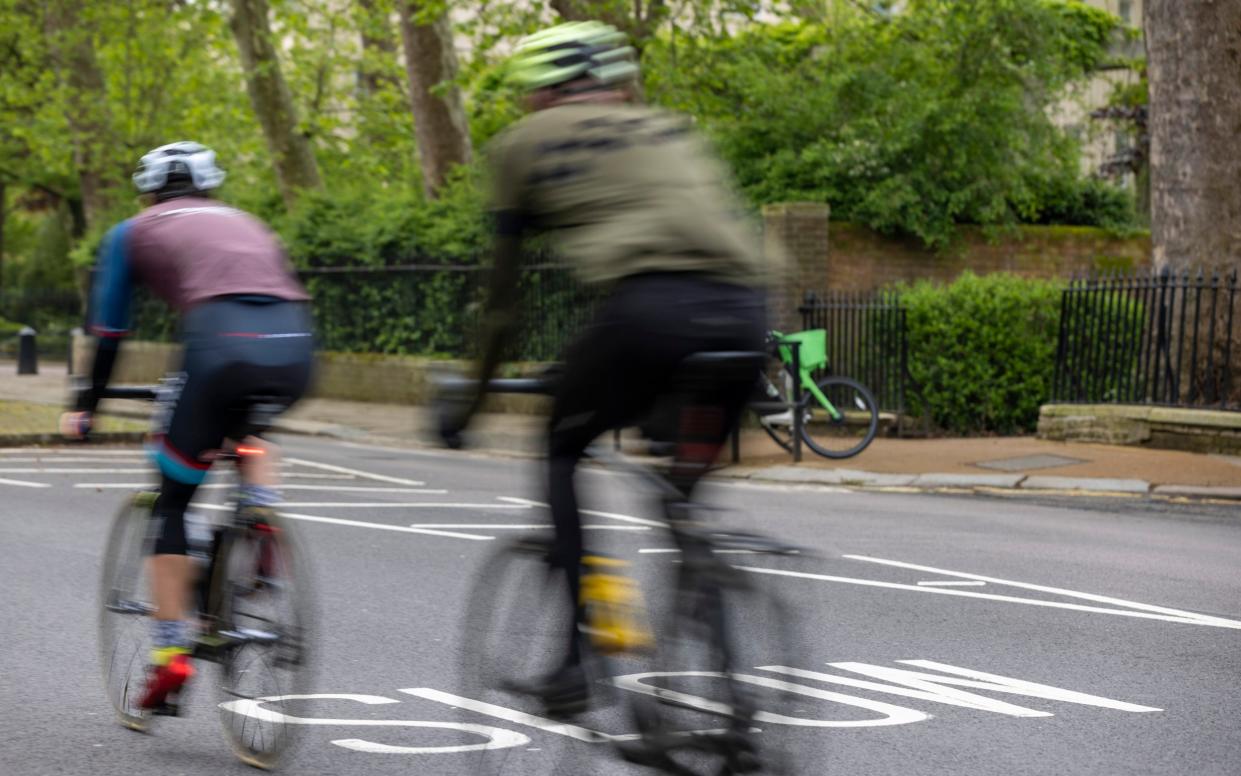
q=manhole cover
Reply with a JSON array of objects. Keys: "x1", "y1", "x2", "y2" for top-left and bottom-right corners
[{"x1": 973, "y1": 454, "x2": 1087, "y2": 472}]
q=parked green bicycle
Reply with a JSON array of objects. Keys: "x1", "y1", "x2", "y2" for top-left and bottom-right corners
[{"x1": 753, "y1": 329, "x2": 880, "y2": 459}]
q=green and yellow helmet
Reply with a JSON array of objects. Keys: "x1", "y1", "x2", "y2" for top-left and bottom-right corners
[{"x1": 507, "y1": 21, "x2": 639, "y2": 92}]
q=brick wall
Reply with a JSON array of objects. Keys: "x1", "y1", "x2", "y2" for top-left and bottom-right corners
[
  {"x1": 762, "y1": 203, "x2": 831, "y2": 331},
  {"x1": 762, "y1": 215, "x2": 1152, "y2": 293}
]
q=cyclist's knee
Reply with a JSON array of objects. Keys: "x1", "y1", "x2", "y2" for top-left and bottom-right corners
[{"x1": 151, "y1": 476, "x2": 196, "y2": 555}]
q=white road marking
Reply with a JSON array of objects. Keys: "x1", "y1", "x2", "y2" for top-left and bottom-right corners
[
  {"x1": 759, "y1": 661, "x2": 1160, "y2": 716},
  {"x1": 0, "y1": 456, "x2": 146, "y2": 463},
  {"x1": 0, "y1": 477, "x2": 51, "y2": 488},
  {"x1": 219, "y1": 693, "x2": 529, "y2": 754},
  {"x1": 283, "y1": 473, "x2": 356, "y2": 479},
  {"x1": 611, "y1": 671, "x2": 928, "y2": 728},
  {"x1": 285, "y1": 457, "x2": 425, "y2": 486},
  {"x1": 407, "y1": 524, "x2": 648, "y2": 531},
  {"x1": 758, "y1": 665, "x2": 1049, "y2": 717},
  {"x1": 636, "y1": 548, "x2": 755, "y2": 554},
  {"x1": 279, "y1": 502, "x2": 529, "y2": 509},
  {"x1": 917, "y1": 580, "x2": 986, "y2": 587},
  {"x1": 498, "y1": 496, "x2": 664, "y2": 528},
  {"x1": 737, "y1": 564, "x2": 1241, "y2": 629},
  {"x1": 0, "y1": 467, "x2": 149, "y2": 474},
  {"x1": 74, "y1": 483, "x2": 447, "y2": 493},
  {"x1": 194, "y1": 503, "x2": 492, "y2": 542},
  {"x1": 845, "y1": 555, "x2": 1241, "y2": 629},
  {"x1": 0, "y1": 449, "x2": 144, "y2": 456},
  {"x1": 400, "y1": 688, "x2": 636, "y2": 743}
]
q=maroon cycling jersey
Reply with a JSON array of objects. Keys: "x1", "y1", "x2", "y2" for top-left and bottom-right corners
[{"x1": 90, "y1": 197, "x2": 308, "y2": 336}]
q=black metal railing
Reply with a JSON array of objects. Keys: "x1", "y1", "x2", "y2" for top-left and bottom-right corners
[
  {"x1": 1052, "y1": 268, "x2": 1239, "y2": 410},
  {"x1": 296, "y1": 262, "x2": 601, "y2": 361},
  {"x1": 798, "y1": 290, "x2": 907, "y2": 414}
]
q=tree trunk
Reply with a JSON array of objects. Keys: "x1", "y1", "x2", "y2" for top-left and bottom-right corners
[
  {"x1": 1144, "y1": 1, "x2": 1241, "y2": 273},
  {"x1": 397, "y1": 2, "x2": 472, "y2": 198},
  {"x1": 1144, "y1": 0, "x2": 1241, "y2": 406},
  {"x1": 229, "y1": 0, "x2": 322, "y2": 208},
  {"x1": 43, "y1": 0, "x2": 117, "y2": 233},
  {"x1": 357, "y1": 0, "x2": 400, "y2": 98}
]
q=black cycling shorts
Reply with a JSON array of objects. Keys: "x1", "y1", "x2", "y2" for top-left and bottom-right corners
[{"x1": 149, "y1": 297, "x2": 314, "y2": 484}]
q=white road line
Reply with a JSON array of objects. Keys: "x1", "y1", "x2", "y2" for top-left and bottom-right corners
[
  {"x1": 407, "y1": 524, "x2": 648, "y2": 531},
  {"x1": 498, "y1": 496, "x2": 664, "y2": 528},
  {"x1": 845, "y1": 554, "x2": 1241, "y2": 628},
  {"x1": 0, "y1": 467, "x2": 149, "y2": 474},
  {"x1": 285, "y1": 457, "x2": 425, "y2": 486},
  {"x1": 737, "y1": 565, "x2": 1241, "y2": 629},
  {"x1": 0, "y1": 477, "x2": 51, "y2": 488},
  {"x1": 282, "y1": 473, "x2": 356, "y2": 480},
  {"x1": 400, "y1": 688, "x2": 637, "y2": 743},
  {"x1": 917, "y1": 581, "x2": 986, "y2": 587},
  {"x1": 280, "y1": 502, "x2": 529, "y2": 509},
  {"x1": 0, "y1": 449, "x2": 143, "y2": 456},
  {"x1": 637, "y1": 548, "x2": 755, "y2": 554},
  {"x1": 194, "y1": 503, "x2": 492, "y2": 542},
  {"x1": 74, "y1": 483, "x2": 447, "y2": 493},
  {"x1": 0, "y1": 457, "x2": 146, "y2": 463}
]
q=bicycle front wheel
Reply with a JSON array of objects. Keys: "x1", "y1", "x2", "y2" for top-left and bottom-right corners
[
  {"x1": 798, "y1": 376, "x2": 879, "y2": 459},
  {"x1": 215, "y1": 512, "x2": 316, "y2": 770},
  {"x1": 459, "y1": 535, "x2": 581, "y2": 775},
  {"x1": 98, "y1": 492, "x2": 158, "y2": 732}
]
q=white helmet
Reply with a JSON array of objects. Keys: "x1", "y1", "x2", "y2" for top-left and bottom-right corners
[{"x1": 132, "y1": 141, "x2": 226, "y2": 195}]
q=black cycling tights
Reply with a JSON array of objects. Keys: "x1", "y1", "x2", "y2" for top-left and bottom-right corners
[
  {"x1": 151, "y1": 475, "x2": 197, "y2": 556},
  {"x1": 545, "y1": 273, "x2": 766, "y2": 667}
]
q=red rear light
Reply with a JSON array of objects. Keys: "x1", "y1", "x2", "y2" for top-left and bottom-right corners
[{"x1": 236, "y1": 445, "x2": 265, "y2": 456}]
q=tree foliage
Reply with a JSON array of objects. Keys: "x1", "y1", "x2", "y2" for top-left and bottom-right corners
[
  {"x1": 645, "y1": 0, "x2": 1132, "y2": 247},
  {"x1": 1, "y1": 0, "x2": 1139, "y2": 304}
]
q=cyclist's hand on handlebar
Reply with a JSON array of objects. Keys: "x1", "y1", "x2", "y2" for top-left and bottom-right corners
[{"x1": 60, "y1": 410, "x2": 93, "y2": 440}]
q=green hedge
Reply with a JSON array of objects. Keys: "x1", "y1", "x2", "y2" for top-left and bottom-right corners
[
  {"x1": 902, "y1": 272, "x2": 1143, "y2": 435},
  {"x1": 902, "y1": 273, "x2": 1060, "y2": 434}
]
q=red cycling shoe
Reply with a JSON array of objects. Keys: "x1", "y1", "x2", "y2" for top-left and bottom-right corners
[{"x1": 140, "y1": 653, "x2": 195, "y2": 716}]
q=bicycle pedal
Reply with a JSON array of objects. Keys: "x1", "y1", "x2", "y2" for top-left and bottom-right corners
[{"x1": 192, "y1": 633, "x2": 231, "y2": 658}]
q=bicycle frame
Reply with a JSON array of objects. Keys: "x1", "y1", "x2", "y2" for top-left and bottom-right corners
[{"x1": 770, "y1": 331, "x2": 842, "y2": 421}]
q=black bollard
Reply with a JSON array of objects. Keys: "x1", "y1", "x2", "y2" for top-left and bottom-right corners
[{"x1": 17, "y1": 326, "x2": 37, "y2": 375}]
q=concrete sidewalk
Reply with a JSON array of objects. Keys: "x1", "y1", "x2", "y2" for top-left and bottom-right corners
[{"x1": 3, "y1": 361, "x2": 1238, "y2": 500}]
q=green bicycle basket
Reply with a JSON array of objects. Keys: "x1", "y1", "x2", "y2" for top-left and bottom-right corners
[{"x1": 773, "y1": 329, "x2": 828, "y2": 372}]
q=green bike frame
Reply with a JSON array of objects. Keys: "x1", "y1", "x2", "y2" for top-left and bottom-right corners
[{"x1": 770, "y1": 329, "x2": 841, "y2": 420}]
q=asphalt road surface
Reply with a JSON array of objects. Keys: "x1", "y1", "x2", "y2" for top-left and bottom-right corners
[{"x1": 1, "y1": 435, "x2": 1238, "y2": 776}]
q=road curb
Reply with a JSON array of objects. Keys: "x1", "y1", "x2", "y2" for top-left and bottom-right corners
[{"x1": 1152, "y1": 485, "x2": 1241, "y2": 501}]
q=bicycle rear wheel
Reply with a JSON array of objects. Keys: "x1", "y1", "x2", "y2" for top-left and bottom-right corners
[
  {"x1": 98, "y1": 492, "x2": 158, "y2": 732},
  {"x1": 215, "y1": 512, "x2": 315, "y2": 770},
  {"x1": 799, "y1": 376, "x2": 879, "y2": 459},
  {"x1": 615, "y1": 556, "x2": 800, "y2": 775}
]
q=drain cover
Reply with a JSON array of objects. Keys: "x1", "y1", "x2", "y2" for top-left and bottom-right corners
[{"x1": 974, "y1": 454, "x2": 1087, "y2": 472}]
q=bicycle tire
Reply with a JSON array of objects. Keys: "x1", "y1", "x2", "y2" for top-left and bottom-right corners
[
  {"x1": 98, "y1": 491, "x2": 159, "y2": 732},
  {"x1": 215, "y1": 511, "x2": 315, "y2": 770},
  {"x1": 615, "y1": 557, "x2": 801, "y2": 775},
  {"x1": 458, "y1": 535, "x2": 583, "y2": 775},
  {"x1": 798, "y1": 376, "x2": 879, "y2": 460}
]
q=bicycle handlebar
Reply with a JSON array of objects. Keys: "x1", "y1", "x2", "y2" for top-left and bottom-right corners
[
  {"x1": 433, "y1": 372, "x2": 559, "y2": 398},
  {"x1": 94, "y1": 385, "x2": 160, "y2": 401}
]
